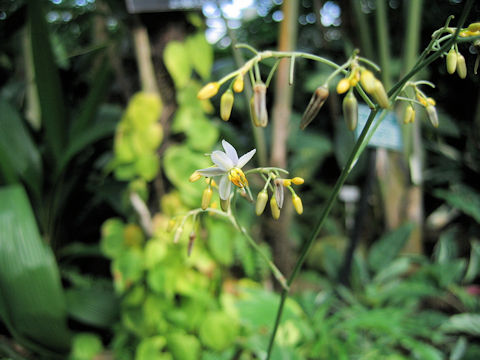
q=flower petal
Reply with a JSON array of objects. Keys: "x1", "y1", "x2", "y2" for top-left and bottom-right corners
[
  {"x1": 211, "y1": 151, "x2": 233, "y2": 171},
  {"x1": 237, "y1": 149, "x2": 256, "y2": 168},
  {"x1": 219, "y1": 174, "x2": 232, "y2": 200},
  {"x1": 196, "y1": 167, "x2": 225, "y2": 177},
  {"x1": 222, "y1": 140, "x2": 239, "y2": 165}
]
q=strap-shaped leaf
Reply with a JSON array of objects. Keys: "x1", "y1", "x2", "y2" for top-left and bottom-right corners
[
  {"x1": 27, "y1": 0, "x2": 66, "y2": 161},
  {"x1": 0, "y1": 185, "x2": 71, "y2": 356},
  {"x1": 0, "y1": 98, "x2": 42, "y2": 200}
]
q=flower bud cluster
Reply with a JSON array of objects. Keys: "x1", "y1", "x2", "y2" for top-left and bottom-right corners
[{"x1": 445, "y1": 47, "x2": 467, "y2": 79}]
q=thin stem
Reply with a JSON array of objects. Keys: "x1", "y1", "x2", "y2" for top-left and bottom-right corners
[{"x1": 375, "y1": 0, "x2": 392, "y2": 88}]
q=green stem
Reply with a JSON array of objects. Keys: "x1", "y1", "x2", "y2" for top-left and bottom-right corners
[
  {"x1": 375, "y1": 0, "x2": 392, "y2": 89},
  {"x1": 265, "y1": 1, "x2": 474, "y2": 357}
]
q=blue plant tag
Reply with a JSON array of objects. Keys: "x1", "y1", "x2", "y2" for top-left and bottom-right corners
[{"x1": 355, "y1": 104, "x2": 403, "y2": 152}]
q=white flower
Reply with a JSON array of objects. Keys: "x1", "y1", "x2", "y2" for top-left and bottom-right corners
[{"x1": 196, "y1": 140, "x2": 256, "y2": 200}]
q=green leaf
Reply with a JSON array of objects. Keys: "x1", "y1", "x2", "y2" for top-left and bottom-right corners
[
  {"x1": 69, "y1": 55, "x2": 112, "y2": 135},
  {"x1": 112, "y1": 249, "x2": 144, "y2": 293},
  {"x1": 0, "y1": 98, "x2": 42, "y2": 199},
  {"x1": 135, "y1": 336, "x2": 167, "y2": 360},
  {"x1": 368, "y1": 222, "x2": 414, "y2": 272},
  {"x1": 66, "y1": 287, "x2": 119, "y2": 328},
  {"x1": 0, "y1": 185, "x2": 71, "y2": 355},
  {"x1": 58, "y1": 116, "x2": 118, "y2": 176},
  {"x1": 199, "y1": 312, "x2": 238, "y2": 351},
  {"x1": 185, "y1": 32, "x2": 213, "y2": 80},
  {"x1": 70, "y1": 333, "x2": 103, "y2": 360},
  {"x1": 464, "y1": 241, "x2": 480, "y2": 283},
  {"x1": 434, "y1": 185, "x2": 480, "y2": 223},
  {"x1": 206, "y1": 218, "x2": 234, "y2": 266},
  {"x1": 167, "y1": 333, "x2": 201, "y2": 360},
  {"x1": 441, "y1": 314, "x2": 480, "y2": 336},
  {"x1": 185, "y1": 117, "x2": 219, "y2": 152},
  {"x1": 164, "y1": 41, "x2": 191, "y2": 89},
  {"x1": 401, "y1": 338, "x2": 443, "y2": 360},
  {"x1": 27, "y1": 0, "x2": 66, "y2": 159},
  {"x1": 163, "y1": 145, "x2": 211, "y2": 207}
]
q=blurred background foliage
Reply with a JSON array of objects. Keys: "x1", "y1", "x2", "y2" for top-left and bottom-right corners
[{"x1": 0, "y1": 0, "x2": 479, "y2": 359}]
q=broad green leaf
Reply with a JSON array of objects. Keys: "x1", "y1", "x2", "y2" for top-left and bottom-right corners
[
  {"x1": 27, "y1": 0, "x2": 66, "y2": 159},
  {"x1": 185, "y1": 117, "x2": 219, "y2": 152},
  {"x1": 135, "y1": 153, "x2": 160, "y2": 181},
  {"x1": 0, "y1": 98, "x2": 42, "y2": 199},
  {"x1": 205, "y1": 218, "x2": 234, "y2": 266},
  {"x1": 185, "y1": 32, "x2": 213, "y2": 80},
  {"x1": 368, "y1": 222, "x2": 414, "y2": 272},
  {"x1": 167, "y1": 333, "x2": 201, "y2": 360},
  {"x1": 135, "y1": 336, "x2": 167, "y2": 360},
  {"x1": 70, "y1": 333, "x2": 103, "y2": 360},
  {"x1": 434, "y1": 185, "x2": 480, "y2": 223},
  {"x1": 401, "y1": 338, "x2": 443, "y2": 360},
  {"x1": 441, "y1": 314, "x2": 480, "y2": 336},
  {"x1": 164, "y1": 41, "x2": 191, "y2": 89},
  {"x1": 0, "y1": 185, "x2": 71, "y2": 355},
  {"x1": 66, "y1": 287, "x2": 119, "y2": 328},
  {"x1": 199, "y1": 312, "x2": 238, "y2": 351},
  {"x1": 434, "y1": 228, "x2": 459, "y2": 264},
  {"x1": 100, "y1": 218, "x2": 126, "y2": 259},
  {"x1": 163, "y1": 145, "x2": 211, "y2": 207},
  {"x1": 450, "y1": 337, "x2": 467, "y2": 360},
  {"x1": 112, "y1": 249, "x2": 144, "y2": 293},
  {"x1": 373, "y1": 257, "x2": 411, "y2": 284}
]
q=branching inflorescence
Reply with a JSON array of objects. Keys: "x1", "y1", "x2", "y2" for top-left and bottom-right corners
[{"x1": 172, "y1": 11, "x2": 479, "y2": 358}]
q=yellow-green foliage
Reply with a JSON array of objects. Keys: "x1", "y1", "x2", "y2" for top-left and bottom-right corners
[{"x1": 112, "y1": 92, "x2": 163, "y2": 181}]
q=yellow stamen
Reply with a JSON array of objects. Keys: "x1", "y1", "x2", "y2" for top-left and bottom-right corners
[{"x1": 228, "y1": 168, "x2": 248, "y2": 188}]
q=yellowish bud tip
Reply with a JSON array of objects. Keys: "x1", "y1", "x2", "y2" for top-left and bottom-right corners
[
  {"x1": 201, "y1": 187, "x2": 213, "y2": 210},
  {"x1": 467, "y1": 22, "x2": 480, "y2": 33},
  {"x1": 403, "y1": 105, "x2": 415, "y2": 124},
  {"x1": 446, "y1": 48, "x2": 457, "y2": 75},
  {"x1": 427, "y1": 97, "x2": 436, "y2": 106},
  {"x1": 233, "y1": 75, "x2": 244, "y2": 93},
  {"x1": 360, "y1": 69, "x2": 376, "y2": 94},
  {"x1": 220, "y1": 89, "x2": 234, "y2": 121},
  {"x1": 292, "y1": 194, "x2": 303, "y2": 215},
  {"x1": 372, "y1": 79, "x2": 390, "y2": 109},
  {"x1": 282, "y1": 179, "x2": 292, "y2": 187},
  {"x1": 291, "y1": 177, "x2": 304, "y2": 185},
  {"x1": 456, "y1": 53, "x2": 467, "y2": 79},
  {"x1": 255, "y1": 190, "x2": 269, "y2": 216},
  {"x1": 270, "y1": 196, "x2": 281, "y2": 220},
  {"x1": 336, "y1": 78, "x2": 351, "y2": 94},
  {"x1": 205, "y1": 177, "x2": 217, "y2": 187},
  {"x1": 197, "y1": 82, "x2": 220, "y2": 100},
  {"x1": 189, "y1": 171, "x2": 202, "y2": 182}
]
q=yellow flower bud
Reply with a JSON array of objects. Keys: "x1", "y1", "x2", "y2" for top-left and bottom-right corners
[
  {"x1": 372, "y1": 79, "x2": 390, "y2": 109},
  {"x1": 270, "y1": 196, "x2": 281, "y2": 220},
  {"x1": 220, "y1": 89, "x2": 234, "y2": 121},
  {"x1": 403, "y1": 105, "x2": 415, "y2": 124},
  {"x1": 467, "y1": 22, "x2": 480, "y2": 33},
  {"x1": 292, "y1": 194, "x2": 303, "y2": 215},
  {"x1": 233, "y1": 75, "x2": 244, "y2": 93},
  {"x1": 189, "y1": 171, "x2": 202, "y2": 182},
  {"x1": 282, "y1": 179, "x2": 292, "y2": 187},
  {"x1": 456, "y1": 53, "x2": 467, "y2": 79},
  {"x1": 291, "y1": 177, "x2": 304, "y2": 185},
  {"x1": 201, "y1": 187, "x2": 213, "y2": 210},
  {"x1": 360, "y1": 69, "x2": 376, "y2": 94},
  {"x1": 255, "y1": 190, "x2": 268, "y2": 216},
  {"x1": 300, "y1": 85, "x2": 329, "y2": 130},
  {"x1": 197, "y1": 82, "x2": 219, "y2": 100},
  {"x1": 427, "y1": 97, "x2": 436, "y2": 106},
  {"x1": 336, "y1": 78, "x2": 350, "y2": 94},
  {"x1": 446, "y1": 48, "x2": 457, "y2": 74},
  {"x1": 343, "y1": 91, "x2": 358, "y2": 131},
  {"x1": 426, "y1": 105, "x2": 439, "y2": 128}
]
